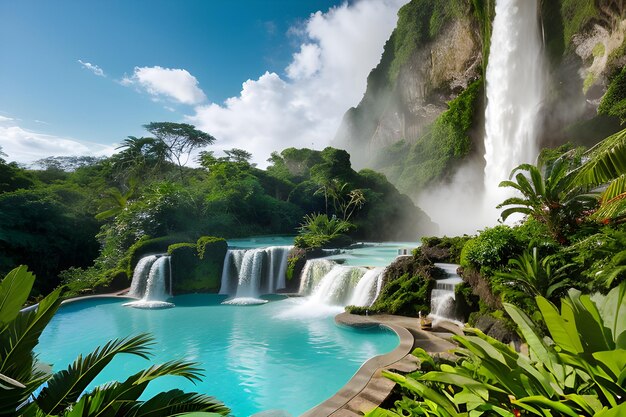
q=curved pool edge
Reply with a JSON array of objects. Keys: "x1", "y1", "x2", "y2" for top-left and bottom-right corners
[
  {"x1": 20, "y1": 289, "x2": 134, "y2": 313},
  {"x1": 299, "y1": 313, "x2": 415, "y2": 417}
]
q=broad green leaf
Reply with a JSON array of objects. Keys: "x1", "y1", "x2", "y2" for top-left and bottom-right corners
[
  {"x1": 599, "y1": 282, "x2": 626, "y2": 344},
  {"x1": 536, "y1": 297, "x2": 584, "y2": 354},
  {"x1": 503, "y1": 303, "x2": 552, "y2": 366},
  {"x1": 595, "y1": 402, "x2": 626, "y2": 417},
  {"x1": 513, "y1": 396, "x2": 580, "y2": 417},
  {"x1": 592, "y1": 350, "x2": 626, "y2": 379},
  {"x1": 363, "y1": 408, "x2": 401, "y2": 417},
  {"x1": 0, "y1": 266, "x2": 35, "y2": 327},
  {"x1": 563, "y1": 393, "x2": 604, "y2": 415}
]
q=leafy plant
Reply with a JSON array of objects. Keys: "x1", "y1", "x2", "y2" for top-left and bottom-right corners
[
  {"x1": 575, "y1": 128, "x2": 626, "y2": 222},
  {"x1": 0, "y1": 265, "x2": 229, "y2": 417},
  {"x1": 498, "y1": 157, "x2": 596, "y2": 243},
  {"x1": 294, "y1": 213, "x2": 353, "y2": 249},
  {"x1": 367, "y1": 281, "x2": 626, "y2": 417},
  {"x1": 495, "y1": 246, "x2": 571, "y2": 300},
  {"x1": 460, "y1": 225, "x2": 522, "y2": 271}
]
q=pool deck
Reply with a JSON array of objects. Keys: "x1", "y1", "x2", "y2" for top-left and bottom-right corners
[{"x1": 301, "y1": 313, "x2": 458, "y2": 417}]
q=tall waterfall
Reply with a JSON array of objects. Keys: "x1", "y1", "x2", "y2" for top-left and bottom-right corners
[
  {"x1": 297, "y1": 259, "x2": 385, "y2": 307},
  {"x1": 220, "y1": 246, "x2": 292, "y2": 305},
  {"x1": 125, "y1": 255, "x2": 174, "y2": 309},
  {"x1": 429, "y1": 263, "x2": 463, "y2": 325},
  {"x1": 483, "y1": 0, "x2": 545, "y2": 216}
]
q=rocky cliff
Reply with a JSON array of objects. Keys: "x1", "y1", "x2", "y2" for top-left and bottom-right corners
[{"x1": 334, "y1": 0, "x2": 626, "y2": 200}]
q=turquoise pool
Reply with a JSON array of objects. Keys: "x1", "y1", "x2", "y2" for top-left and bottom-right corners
[{"x1": 37, "y1": 295, "x2": 398, "y2": 416}]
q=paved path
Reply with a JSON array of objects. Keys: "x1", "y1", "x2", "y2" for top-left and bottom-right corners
[{"x1": 301, "y1": 313, "x2": 458, "y2": 417}]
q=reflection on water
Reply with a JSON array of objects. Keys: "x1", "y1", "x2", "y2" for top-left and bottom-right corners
[{"x1": 37, "y1": 295, "x2": 397, "y2": 417}]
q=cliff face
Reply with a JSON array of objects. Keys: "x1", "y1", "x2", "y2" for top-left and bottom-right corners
[
  {"x1": 334, "y1": 0, "x2": 626, "y2": 200},
  {"x1": 335, "y1": 2, "x2": 484, "y2": 169}
]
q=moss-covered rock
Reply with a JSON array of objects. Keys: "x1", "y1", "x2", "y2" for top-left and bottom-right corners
[
  {"x1": 347, "y1": 248, "x2": 437, "y2": 317},
  {"x1": 168, "y1": 236, "x2": 227, "y2": 294},
  {"x1": 123, "y1": 234, "x2": 194, "y2": 277},
  {"x1": 420, "y1": 235, "x2": 471, "y2": 263},
  {"x1": 453, "y1": 281, "x2": 479, "y2": 322}
]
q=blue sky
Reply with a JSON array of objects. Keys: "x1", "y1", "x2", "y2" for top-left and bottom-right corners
[{"x1": 0, "y1": 0, "x2": 405, "y2": 165}]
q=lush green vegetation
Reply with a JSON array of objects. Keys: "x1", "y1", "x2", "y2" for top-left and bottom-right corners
[
  {"x1": 0, "y1": 124, "x2": 432, "y2": 298},
  {"x1": 374, "y1": 79, "x2": 484, "y2": 196},
  {"x1": 0, "y1": 266, "x2": 229, "y2": 416},
  {"x1": 367, "y1": 281, "x2": 626, "y2": 417}
]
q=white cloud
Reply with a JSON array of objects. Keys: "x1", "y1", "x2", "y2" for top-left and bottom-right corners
[
  {"x1": 78, "y1": 59, "x2": 105, "y2": 77},
  {"x1": 0, "y1": 115, "x2": 14, "y2": 123},
  {"x1": 123, "y1": 66, "x2": 206, "y2": 105},
  {"x1": 188, "y1": 0, "x2": 405, "y2": 167},
  {"x1": 0, "y1": 121, "x2": 115, "y2": 164},
  {"x1": 286, "y1": 43, "x2": 322, "y2": 79}
]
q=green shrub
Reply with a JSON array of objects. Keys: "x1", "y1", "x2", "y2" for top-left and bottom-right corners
[
  {"x1": 294, "y1": 213, "x2": 354, "y2": 249},
  {"x1": 196, "y1": 236, "x2": 227, "y2": 260},
  {"x1": 420, "y1": 235, "x2": 471, "y2": 263},
  {"x1": 124, "y1": 234, "x2": 193, "y2": 276},
  {"x1": 168, "y1": 237, "x2": 227, "y2": 294},
  {"x1": 460, "y1": 225, "x2": 522, "y2": 271}
]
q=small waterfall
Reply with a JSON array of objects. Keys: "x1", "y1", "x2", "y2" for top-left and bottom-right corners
[
  {"x1": 220, "y1": 246, "x2": 293, "y2": 305},
  {"x1": 297, "y1": 262, "x2": 384, "y2": 307},
  {"x1": 483, "y1": 0, "x2": 545, "y2": 217},
  {"x1": 298, "y1": 259, "x2": 335, "y2": 295},
  {"x1": 127, "y1": 255, "x2": 158, "y2": 298},
  {"x1": 348, "y1": 267, "x2": 385, "y2": 307},
  {"x1": 309, "y1": 266, "x2": 367, "y2": 306},
  {"x1": 125, "y1": 255, "x2": 174, "y2": 309},
  {"x1": 429, "y1": 263, "x2": 463, "y2": 325}
]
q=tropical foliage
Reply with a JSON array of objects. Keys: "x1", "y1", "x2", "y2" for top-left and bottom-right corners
[
  {"x1": 0, "y1": 266, "x2": 229, "y2": 417},
  {"x1": 497, "y1": 156, "x2": 596, "y2": 243},
  {"x1": 367, "y1": 281, "x2": 626, "y2": 417},
  {"x1": 495, "y1": 246, "x2": 571, "y2": 300},
  {"x1": 574, "y1": 128, "x2": 626, "y2": 222}
]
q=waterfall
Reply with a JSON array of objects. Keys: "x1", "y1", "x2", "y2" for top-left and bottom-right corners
[
  {"x1": 298, "y1": 259, "x2": 335, "y2": 295},
  {"x1": 483, "y1": 0, "x2": 545, "y2": 217},
  {"x1": 297, "y1": 261, "x2": 384, "y2": 307},
  {"x1": 348, "y1": 267, "x2": 385, "y2": 307},
  {"x1": 125, "y1": 255, "x2": 174, "y2": 309},
  {"x1": 220, "y1": 246, "x2": 293, "y2": 305},
  {"x1": 428, "y1": 263, "x2": 463, "y2": 325},
  {"x1": 127, "y1": 255, "x2": 157, "y2": 298}
]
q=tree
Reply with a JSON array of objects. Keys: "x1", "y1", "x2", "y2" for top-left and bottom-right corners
[
  {"x1": 223, "y1": 148, "x2": 253, "y2": 164},
  {"x1": 0, "y1": 266, "x2": 229, "y2": 416},
  {"x1": 144, "y1": 123, "x2": 216, "y2": 180},
  {"x1": 497, "y1": 157, "x2": 596, "y2": 243},
  {"x1": 32, "y1": 156, "x2": 104, "y2": 172}
]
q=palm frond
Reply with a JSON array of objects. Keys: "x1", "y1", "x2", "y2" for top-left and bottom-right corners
[
  {"x1": 128, "y1": 390, "x2": 230, "y2": 417},
  {"x1": 35, "y1": 334, "x2": 155, "y2": 414},
  {"x1": 575, "y1": 128, "x2": 626, "y2": 187}
]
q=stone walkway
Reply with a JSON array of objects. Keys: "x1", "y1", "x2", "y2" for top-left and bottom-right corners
[{"x1": 301, "y1": 313, "x2": 458, "y2": 417}]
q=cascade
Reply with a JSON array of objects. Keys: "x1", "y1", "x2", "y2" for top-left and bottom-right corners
[
  {"x1": 308, "y1": 265, "x2": 366, "y2": 306},
  {"x1": 428, "y1": 263, "x2": 463, "y2": 325},
  {"x1": 125, "y1": 255, "x2": 174, "y2": 309},
  {"x1": 220, "y1": 246, "x2": 292, "y2": 305},
  {"x1": 297, "y1": 261, "x2": 384, "y2": 307},
  {"x1": 348, "y1": 267, "x2": 385, "y2": 307},
  {"x1": 298, "y1": 259, "x2": 335, "y2": 295},
  {"x1": 483, "y1": 0, "x2": 545, "y2": 217},
  {"x1": 127, "y1": 255, "x2": 158, "y2": 298}
]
